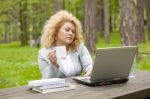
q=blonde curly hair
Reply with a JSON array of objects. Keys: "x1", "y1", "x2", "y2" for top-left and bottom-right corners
[{"x1": 41, "y1": 10, "x2": 83, "y2": 51}]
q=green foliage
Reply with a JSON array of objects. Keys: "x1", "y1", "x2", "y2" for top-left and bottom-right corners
[
  {"x1": 64, "y1": 0, "x2": 84, "y2": 21},
  {"x1": 0, "y1": 42, "x2": 41, "y2": 89}
]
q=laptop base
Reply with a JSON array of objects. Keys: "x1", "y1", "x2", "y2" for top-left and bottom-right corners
[{"x1": 73, "y1": 78, "x2": 129, "y2": 87}]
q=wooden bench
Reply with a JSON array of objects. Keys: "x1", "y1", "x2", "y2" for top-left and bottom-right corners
[{"x1": 0, "y1": 70, "x2": 150, "y2": 99}]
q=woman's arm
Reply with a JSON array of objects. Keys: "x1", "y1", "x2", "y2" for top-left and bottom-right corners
[
  {"x1": 38, "y1": 49, "x2": 59, "y2": 78},
  {"x1": 77, "y1": 43, "x2": 93, "y2": 76}
]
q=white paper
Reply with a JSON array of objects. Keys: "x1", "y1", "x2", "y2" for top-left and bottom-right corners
[{"x1": 55, "y1": 46, "x2": 67, "y2": 59}]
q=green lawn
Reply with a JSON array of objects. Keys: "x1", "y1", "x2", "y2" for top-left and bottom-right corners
[
  {"x1": 0, "y1": 32, "x2": 150, "y2": 89},
  {"x1": 0, "y1": 42, "x2": 41, "y2": 89}
]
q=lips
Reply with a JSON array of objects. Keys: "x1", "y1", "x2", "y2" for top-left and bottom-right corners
[{"x1": 66, "y1": 37, "x2": 73, "y2": 40}]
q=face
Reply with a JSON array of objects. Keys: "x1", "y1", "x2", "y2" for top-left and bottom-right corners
[{"x1": 55, "y1": 22, "x2": 76, "y2": 46}]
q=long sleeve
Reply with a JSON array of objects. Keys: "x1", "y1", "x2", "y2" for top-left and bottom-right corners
[
  {"x1": 38, "y1": 49, "x2": 59, "y2": 78},
  {"x1": 77, "y1": 43, "x2": 93, "y2": 73}
]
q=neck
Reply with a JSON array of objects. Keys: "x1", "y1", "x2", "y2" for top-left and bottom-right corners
[{"x1": 55, "y1": 41, "x2": 64, "y2": 46}]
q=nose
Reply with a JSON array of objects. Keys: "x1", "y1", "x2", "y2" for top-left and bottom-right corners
[{"x1": 68, "y1": 30, "x2": 73, "y2": 35}]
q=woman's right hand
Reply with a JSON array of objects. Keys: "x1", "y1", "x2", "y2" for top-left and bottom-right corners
[{"x1": 47, "y1": 49, "x2": 58, "y2": 66}]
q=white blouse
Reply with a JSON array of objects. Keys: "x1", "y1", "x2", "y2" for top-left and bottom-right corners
[{"x1": 59, "y1": 54, "x2": 76, "y2": 77}]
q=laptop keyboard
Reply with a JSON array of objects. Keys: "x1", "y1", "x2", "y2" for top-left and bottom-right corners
[
  {"x1": 73, "y1": 76, "x2": 129, "y2": 86},
  {"x1": 74, "y1": 76, "x2": 90, "y2": 82}
]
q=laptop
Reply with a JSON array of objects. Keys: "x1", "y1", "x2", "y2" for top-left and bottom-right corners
[{"x1": 73, "y1": 46, "x2": 138, "y2": 86}]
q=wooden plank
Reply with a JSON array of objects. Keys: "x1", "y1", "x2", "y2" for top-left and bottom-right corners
[{"x1": 0, "y1": 70, "x2": 150, "y2": 99}]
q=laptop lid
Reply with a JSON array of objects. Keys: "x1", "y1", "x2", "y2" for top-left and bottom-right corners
[{"x1": 90, "y1": 46, "x2": 138, "y2": 82}]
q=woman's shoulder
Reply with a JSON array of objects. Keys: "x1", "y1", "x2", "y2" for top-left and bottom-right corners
[
  {"x1": 77, "y1": 42, "x2": 85, "y2": 50},
  {"x1": 76, "y1": 42, "x2": 86, "y2": 53}
]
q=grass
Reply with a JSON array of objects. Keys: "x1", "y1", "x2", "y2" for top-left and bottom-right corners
[
  {"x1": 137, "y1": 40, "x2": 150, "y2": 70},
  {"x1": 0, "y1": 32, "x2": 150, "y2": 89},
  {"x1": 0, "y1": 42, "x2": 41, "y2": 89},
  {"x1": 96, "y1": 31, "x2": 121, "y2": 48}
]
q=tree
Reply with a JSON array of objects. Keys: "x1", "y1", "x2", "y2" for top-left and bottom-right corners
[
  {"x1": 32, "y1": 2, "x2": 38, "y2": 41},
  {"x1": 136, "y1": 0, "x2": 144, "y2": 43},
  {"x1": 104, "y1": 0, "x2": 110, "y2": 44},
  {"x1": 40, "y1": 0, "x2": 47, "y2": 30},
  {"x1": 96, "y1": 0, "x2": 104, "y2": 37},
  {"x1": 145, "y1": 0, "x2": 150, "y2": 40},
  {"x1": 120, "y1": 0, "x2": 136, "y2": 46},
  {"x1": 84, "y1": 0, "x2": 97, "y2": 53},
  {"x1": 54, "y1": 0, "x2": 64, "y2": 13},
  {"x1": 19, "y1": 0, "x2": 28, "y2": 46},
  {"x1": 4, "y1": 13, "x2": 10, "y2": 43},
  {"x1": 12, "y1": 7, "x2": 19, "y2": 41},
  {"x1": 109, "y1": 0, "x2": 120, "y2": 31}
]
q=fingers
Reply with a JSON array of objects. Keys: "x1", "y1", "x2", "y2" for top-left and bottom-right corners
[
  {"x1": 47, "y1": 50, "x2": 57, "y2": 65},
  {"x1": 84, "y1": 66, "x2": 93, "y2": 77},
  {"x1": 84, "y1": 71, "x2": 91, "y2": 77}
]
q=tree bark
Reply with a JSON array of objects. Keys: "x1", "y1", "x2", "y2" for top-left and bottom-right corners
[
  {"x1": 99, "y1": 0, "x2": 104, "y2": 37},
  {"x1": 4, "y1": 20, "x2": 10, "y2": 43},
  {"x1": 54, "y1": 0, "x2": 64, "y2": 13},
  {"x1": 40, "y1": 0, "x2": 46, "y2": 32},
  {"x1": 104, "y1": 0, "x2": 110, "y2": 44},
  {"x1": 19, "y1": 0, "x2": 28, "y2": 46},
  {"x1": 84, "y1": 0, "x2": 97, "y2": 53},
  {"x1": 32, "y1": 3, "x2": 38, "y2": 41},
  {"x1": 120, "y1": 0, "x2": 136, "y2": 46},
  {"x1": 13, "y1": 17, "x2": 19, "y2": 41},
  {"x1": 145, "y1": 0, "x2": 150, "y2": 40},
  {"x1": 136, "y1": 0, "x2": 144, "y2": 43}
]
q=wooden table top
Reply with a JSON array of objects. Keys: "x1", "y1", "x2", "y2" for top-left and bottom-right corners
[{"x1": 0, "y1": 70, "x2": 150, "y2": 99}]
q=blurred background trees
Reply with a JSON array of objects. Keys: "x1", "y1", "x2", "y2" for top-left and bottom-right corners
[{"x1": 0, "y1": 0, "x2": 150, "y2": 53}]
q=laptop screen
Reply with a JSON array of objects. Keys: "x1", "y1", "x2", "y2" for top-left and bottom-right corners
[{"x1": 90, "y1": 46, "x2": 138, "y2": 82}]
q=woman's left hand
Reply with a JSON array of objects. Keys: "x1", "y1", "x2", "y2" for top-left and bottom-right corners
[{"x1": 84, "y1": 66, "x2": 93, "y2": 76}]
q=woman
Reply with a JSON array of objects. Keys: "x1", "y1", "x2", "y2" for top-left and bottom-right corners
[{"x1": 38, "y1": 10, "x2": 93, "y2": 78}]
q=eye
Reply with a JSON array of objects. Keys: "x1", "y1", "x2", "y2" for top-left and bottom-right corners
[
  {"x1": 72, "y1": 30, "x2": 76, "y2": 34},
  {"x1": 64, "y1": 28, "x2": 70, "y2": 32}
]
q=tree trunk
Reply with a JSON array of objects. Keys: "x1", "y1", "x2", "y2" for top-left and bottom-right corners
[
  {"x1": 32, "y1": 3, "x2": 38, "y2": 41},
  {"x1": 84, "y1": 0, "x2": 97, "y2": 53},
  {"x1": 136, "y1": 0, "x2": 144, "y2": 43},
  {"x1": 13, "y1": 17, "x2": 19, "y2": 41},
  {"x1": 95, "y1": 0, "x2": 101, "y2": 43},
  {"x1": 4, "y1": 12, "x2": 11, "y2": 43},
  {"x1": 104, "y1": 0, "x2": 110, "y2": 44},
  {"x1": 4, "y1": 20, "x2": 10, "y2": 43},
  {"x1": 99, "y1": 0, "x2": 104, "y2": 37},
  {"x1": 40, "y1": 0, "x2": 46, "y2": 31},
  {"x1": 120, "y1": 0, "x2": 136, "y2": 46},
  {"x1": 19, "y1": 0, "x2": 28, "y2": 46},
  {"x1": 145, "y1": 0, "x2": 150, "y2": 40},
  {"x1": 54, "y1": 0, "x2": 63, "y2": 13},
  {"x1": 12, "y1": 6, "x2": 19, "y2": 41},
  {"x1": 109, "y1": 16, "x2": 112, "y2": 32}
]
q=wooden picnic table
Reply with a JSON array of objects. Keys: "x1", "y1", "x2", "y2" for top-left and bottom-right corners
[{"x1": 0, "y1": 70, "x2": 150, "y2": 99}]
